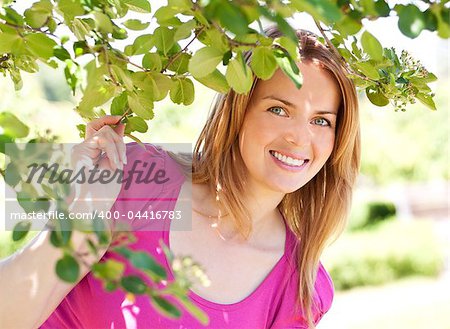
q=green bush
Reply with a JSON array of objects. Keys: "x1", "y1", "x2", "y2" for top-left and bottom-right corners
[
  {"x1": 323, "y1": 220, "x2": 445, "y2": 291},
  {"x1": 367, "y1": 201, "x2": 396, "y2": 226},
  {"x1": 347, "y1": 200, "x2": 397, "y2": 231}
]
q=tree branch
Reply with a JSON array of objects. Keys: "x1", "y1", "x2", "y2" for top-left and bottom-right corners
[
  {"x1": 314, "y1": 19, "x2": 375, "y2": 83},
  {"x1": 161, "y1": 26, "x2": 206, "y2": 73}
]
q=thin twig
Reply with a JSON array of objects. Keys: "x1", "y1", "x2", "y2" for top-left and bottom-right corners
[
  {"x1": 102, "y1": 46, "x2": 121, "y2": 86},
  {"x1": 0, "y1": 19, "x2": 57, "y2": 38},
  {"x1": 314, "y1": 19, "x2": 374, "y2": 82},
  {"x1": 161, "y1": 26, "x2": 206, "y2": 73}
]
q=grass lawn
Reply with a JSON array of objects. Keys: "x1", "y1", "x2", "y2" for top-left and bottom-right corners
[{"x1": 318, "y1": 275, "x2": 450, "y2": 329}]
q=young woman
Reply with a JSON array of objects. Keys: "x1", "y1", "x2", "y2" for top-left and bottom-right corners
[{"x1": 0, "y1": 27, "x2": 360, "y2": 328}]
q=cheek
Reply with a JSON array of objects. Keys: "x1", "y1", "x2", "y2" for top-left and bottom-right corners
[{"x1": 316, "y1": 131, "x2": 336, "y2": 159}]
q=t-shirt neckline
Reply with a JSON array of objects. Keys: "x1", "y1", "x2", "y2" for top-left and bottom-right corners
[{"x1": 162, "y1": 180, "x2": 293, "y2": 311}]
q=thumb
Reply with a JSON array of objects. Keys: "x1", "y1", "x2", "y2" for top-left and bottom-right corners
[{"x1": 114, "y1": 123, "x2": 125, "y2": 137}]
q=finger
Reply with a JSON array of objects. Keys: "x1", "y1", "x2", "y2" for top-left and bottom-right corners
[
  {"x1": 113, "y1": 123, "x2": 125, "y2": 137},
  {"x1": 108, "y1": 127, "x2": 126, "y2": 164},
  {"x1": 71, "y1": 143, "x2": 101, "y2": 165},
  {"x1": 86, "y1": 116, "x2": 123, "y2": 139},
  {"x1": 98, "y1": 126, "x2": 126, "y2": 166},
  {"x1": 96, "y1": 135, "x2": 121, "y2": 170}
]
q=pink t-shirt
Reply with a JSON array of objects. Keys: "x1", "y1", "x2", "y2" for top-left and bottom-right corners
[{"x1": 41, "y1": 143, "x2": 334, "y2": 329}]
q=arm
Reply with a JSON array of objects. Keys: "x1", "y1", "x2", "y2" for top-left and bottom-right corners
[
  {"x1": 0, "y1": 116, "x2": 126, "y2": 329},
  {"x1": 0, "y1": 227, "x2": 108, "y2": 329}
]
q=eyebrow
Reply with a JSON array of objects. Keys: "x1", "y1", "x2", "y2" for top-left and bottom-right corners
[{"x1": 261, "y1": 95, "x2": 338, "y2": 116}]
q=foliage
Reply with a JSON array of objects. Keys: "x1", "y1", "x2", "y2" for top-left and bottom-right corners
[
  {"x1": 0, "y1": 0, "x2": 448, "y2": 323},
  {"x1": 359, "y1": 78, "x2": 449, "y2": 184},
  {"x1": 324, "y1": 219, "x2": 445, "y2": 291},
  {"x1": 347, "y1": 200, "x2": 396, "y2": 231}
]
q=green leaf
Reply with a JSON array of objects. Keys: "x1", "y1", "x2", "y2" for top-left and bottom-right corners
[
  {"x1": 142, "y1": 53, "x2": 162, "y2": 71},
  {"x1": 24, "y1": 2, "x2": 50, "y2": 29},
  {"x1": 25, "y1": 33, "x2": 58, "y2": 60},
  {"x1": 176, "y1": 296, "x2": 208, "y2": 325},
  {"x1": 128, "y1": 92, "x2": 154, "y2": 120},
  {"x1": 71, "y1": 18, "x2": 92, "y2": 40},
  {"x1": 153, "y1": 27, "x2": 175, "y2": 56},
  {"x1": 170, "y1": 77, "x2": 195, "y2": 105},
  {"x1": 92, "y1": 259, "x2": 125, "y2": 281},
  {"x1": 361, "y1": 31, "x2": 383, "y2": 61},
  {"x1": 111, "y1": 65, "x2": 134, "y2": 91},
  {"x1": 189, "y1": 47, "x2": 224, "y2": 79},
  {"x1": 53, "y1": 46, "x2": 71, "y2": 61},
  {"x1": 121, "y1": 275, "x2": 147, "y2": 294},
  {"x1": 291, "y1": 0, "x2": 342, "y2": 25},
  {"x1": 225, "y1": 55, "x2": 253, "y2": 94},
  {"x1": 77, "y1": 81, "x2": 119, "y2": 117},
  {"x1": 93, "y1": 217, "x2": 110, "y2": 246},
  {"x1": 258, "y1": 7, "x2": 297, "y2": 43},
  {"x1": 57, "y1": 0, "x2": 85, "y2": 19},
  {"x1": 12, "y1": 221, "x2": 31, "y2": 241},
  {"x1": 198, "y1": 28, "x2": 228, "y2": 53},
  {"x1": 124, "y1": 19, "x2": 150, "y2": 31},
  {"x1": 250, "y1": 47, "x2": 277, "y2": 80},
  {"x1": 94, "y1": 12, "x2": 113, "y2": 33},
  {"x1": 50, "y1": 227, "x2": 72, "y2": 247},
  {"x1": 129, "y1": 251, "x2": 166, "y2": 279},
  {"x1": 0, "y1": 31, "x2": 22, "y2": 53},
  {"x1": 203, "y1": 1, "x2": 247, "y2": 35},
  {"x1": 150, "y1": 295, "x2": 182, "y2": 319},
  {"x1": 167, "y1": 53, "x2": 190, "y2": 74},
  {"x1": 174, "y1": 19, "x2": 196, "y2": 41},
  {"x1": 0, "y1": 135, "x2": 14, "y2": 154},
  {"x1": 3, "y1": 7, "x2": 24, "y2": 25},
  {"x1": 154, "y1": 6, "x2": 179, "y2": 25},
  {"x1": 366, "y1": 87, "x2": 389, "y2": 106},
  {"x1": 396, "y1": 4, "x2": 426, "y2": 38},
  {"x1": 375, "y1": 0, "x2": 391, "y2": 17},
  {"x1": 132, "y1": 34, "x2": 155, "y2": 55},
  {"x1": 416, "y1": 93, "x2": 437, "y2": 111},
  {"x1": 147, "y1": 73, "x2": 173, "y2": 101},
  {"x1": 4, "y1": 162, "x2": 21, "y2": 187},
  {"x1": 126, "y1": 116, "x2": 148, "y2": 133},
  {"x1": 336, "y1": 16, "x2": 362, "y2": 38},
  {"x1": 194, "y1": 69, "x2": 230, "y2": 94},
  {"x1": 122, "y1": 0, "x2": 151, "y2": 13},
  {"x1": 355, "y1": 62, "x2": 380, "y2": 80},
  {"x1": 0, "y1": 112, "x2": 29, "y2": 138},
  {"x1": 273, "y1": 49, "x2": 303, "y2": 89},
  {"x1": 423, "y1": 8, "x2": 438, "y2": 32},
  {"x1": 56, "y1": 254, "x2": 80, "y2": 283},
  {"x1": 275, "y1": 36, "x2": 299, "y2": 62},
  {"x1": 111, "y1": 92, "x2": 128, "y2": 115}
]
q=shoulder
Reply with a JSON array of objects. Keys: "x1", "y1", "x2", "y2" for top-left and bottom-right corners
[{"x1": 123, "y1": 142, "x2": 186, "y2": 188}]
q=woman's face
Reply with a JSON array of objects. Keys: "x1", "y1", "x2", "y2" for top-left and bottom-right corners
[{"x1": 239, "y1": 61, "x2": 341, "y2": 195}]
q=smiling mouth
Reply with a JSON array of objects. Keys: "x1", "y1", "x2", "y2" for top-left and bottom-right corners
[{"x1": 269, "y1": 150, "x2": 309, "y2": 167}]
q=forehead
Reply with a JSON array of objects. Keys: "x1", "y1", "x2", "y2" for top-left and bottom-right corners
[{"x1": 249, "y1": 61, "x2": 341, "y2": 111}]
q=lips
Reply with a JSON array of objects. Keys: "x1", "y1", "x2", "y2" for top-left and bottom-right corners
[{"x1": 269, "y1": 150, "x2": 309, "y2": 167}]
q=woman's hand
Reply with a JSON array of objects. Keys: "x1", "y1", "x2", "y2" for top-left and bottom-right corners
[
  {"x1": 70, "y1": 116, "x2": 127, "y2": 210},
  {"x1": 72, "y1": 115, "x2": 126, "y2": 172}
]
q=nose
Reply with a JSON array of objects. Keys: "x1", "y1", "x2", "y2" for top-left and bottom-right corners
[{"x1": 283, "y1": 119, "x2": 313, "y2": 147}]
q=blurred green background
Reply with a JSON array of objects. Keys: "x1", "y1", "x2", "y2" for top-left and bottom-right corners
[{"x1": 1, "y1": 22, "x2": 449, "y2": 329}]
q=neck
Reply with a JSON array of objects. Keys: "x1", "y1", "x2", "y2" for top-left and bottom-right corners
[{"x1": 193, "y1": 182, "x2": 286, "y2": 247}]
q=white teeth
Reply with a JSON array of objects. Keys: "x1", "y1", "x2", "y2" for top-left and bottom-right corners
[{"x1": 270, "y1": 151, "x2": 305, "y2": 167}]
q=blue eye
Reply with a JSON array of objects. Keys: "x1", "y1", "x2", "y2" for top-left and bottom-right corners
[
  {"x1": 268, "y1": 107, "x2": 287, "y2": 116},
  {"x1": 313, "y1": 118, "x2": 331, "y2": 127}
]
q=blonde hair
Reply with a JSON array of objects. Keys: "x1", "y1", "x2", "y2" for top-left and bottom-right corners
[{"x1": 191, "y1": 27, "x2": 360, "y2": 328}]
